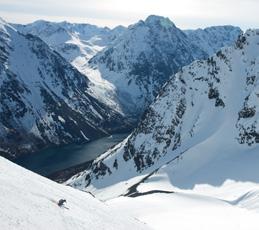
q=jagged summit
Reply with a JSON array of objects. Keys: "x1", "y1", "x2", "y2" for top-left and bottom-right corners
[
  {"x1": 129, "y1": 15, "x2": 177, "y2": 31},
  {"x1": 144, "y1": 15, "x2": 176, "y2": 28},
  {"x1": 29, "y1": 19, "x2": 51, "y2": 25}
]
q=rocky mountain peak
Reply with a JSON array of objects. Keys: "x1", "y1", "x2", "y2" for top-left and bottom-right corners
[{"x1": 144, "y1": 15, "x2": 176, "y2": 29}]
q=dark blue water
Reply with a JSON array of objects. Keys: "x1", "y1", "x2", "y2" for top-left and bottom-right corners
[{"x1": 15, "y1": 133, "x2": 128, "y2": 176}]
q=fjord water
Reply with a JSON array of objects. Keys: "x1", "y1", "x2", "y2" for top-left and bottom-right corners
[{"x1": 15, "y1": 133, "x2": 128, "y2": 176}]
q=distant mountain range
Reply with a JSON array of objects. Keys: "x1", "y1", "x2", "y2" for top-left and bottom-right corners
[{"x1": 16, "y1": 15, "x2": 242, "y2": 118}]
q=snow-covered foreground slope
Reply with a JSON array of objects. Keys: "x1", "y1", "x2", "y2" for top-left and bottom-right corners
[
  {"x1": 2, "y1": 156, "x2": 258, "y2": 230},
  {"x1": 0, "y1": 18, "x2": 128, "y2": 159},
  {"x1": 67, "y1": 29, "x2": 259, "y2": 205},
  {"x1": 0, "y1": 156, "x2": 149, "y2": 230},
  {"x1": 107, "y1": 189, "x2": 259, "y2": 230},
  {"x1": 105, "y1": 166, "x2": 259, "y2": 230}
]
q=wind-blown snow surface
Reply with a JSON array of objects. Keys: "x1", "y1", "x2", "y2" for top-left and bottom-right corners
[
  {"x1": 67, "y1": 29, "x2": 259, "y2": 199},
  {"x1": 0, "y1": 156, "x2": 149, "y2": 230},
  {"x1": 107, "y1": 189, "x2": 259, "y2": 230},
  {"x1": 0, "y1": 18, "x2": 128, "y2": 159}
]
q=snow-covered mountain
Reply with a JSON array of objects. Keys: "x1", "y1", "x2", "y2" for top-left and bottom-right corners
[
  {"x1": 16, "y1": 16, "x2": 241, "y2": 118},
  {"x1": 87, "y1": 16, "x2": 241, "y2": 117},
  {"x1": 87, "y1": 15, "x2": 208, "y2": 116},
  {"x1": 185, "y1": 25, "x2": 242, "y2": 56},
  {"x1": 0, "y1": 18, "x2": 129, "y2": 159},
  {"x1": 67, "y1": 29, "x2": 259, "y2": 203},
  {"x1": 14, "y1": 20, "x2": 128, "y2": 114},
  {"x1": 14, "y1": 20, "x2": 126, "y2": 74},
  {"x1": 0, "y1": 156, "x2": 149, "y2": 230}
]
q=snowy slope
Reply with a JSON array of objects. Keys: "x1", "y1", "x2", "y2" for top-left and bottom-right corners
[
  {"x1": 0, "y1": 156, "x2": 149, "y2": 230},
  {"x1": 185, "y1": 25, "x2": 242, "y2": 55},
  {"x1": 0, "y1": 18, "x2": 129, "y2": 159},
  {"x1": 67, "y1": 29, "x2": 259, "y2": 202},
  {"x1": 107, "y1": 190, "x2": 259, "y2": 230},
  {"x1": 3, "y1": 155, "x2": 258, "y2": 230}
]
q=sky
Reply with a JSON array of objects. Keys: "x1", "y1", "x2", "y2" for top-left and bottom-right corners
[{"x1": 0, "y1": 0, "x2": 258, "y2": 30}]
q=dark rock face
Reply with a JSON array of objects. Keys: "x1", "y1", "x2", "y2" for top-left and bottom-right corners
[
  {"x1": 239, "y1": 107, "x2": 256, "y2": 119},
  {"x1": 237, "y1": 98, "x2": 258, "y2": 146},
  {"x1": 0, "y1": 20, "x2": 130, "y2": 159}
]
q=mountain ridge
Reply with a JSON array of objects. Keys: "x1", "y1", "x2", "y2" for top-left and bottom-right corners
[{"x1": 0, "y1": 19, "x2": 129, "y2": 159}]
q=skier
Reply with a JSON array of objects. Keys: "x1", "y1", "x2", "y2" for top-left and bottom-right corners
[{"x1": 58, "y1": 199, "x2": 66, "y2": 207}]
